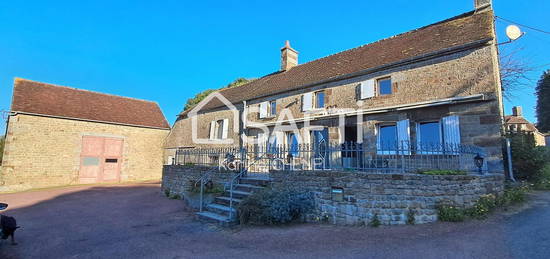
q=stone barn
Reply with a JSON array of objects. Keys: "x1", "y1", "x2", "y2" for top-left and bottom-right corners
[{"x1": 0, "y1": 78, "x2": 170, "y2": 192}]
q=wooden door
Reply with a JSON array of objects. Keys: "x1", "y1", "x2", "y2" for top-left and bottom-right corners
[
  {"x1": 79, "y1": 136, "x2": 123, "y2": 184},
  {"x1": 102, "y1": 138, "x2": 123, "y2": 182},
  {"x1": 79, "y1": 136, "x2": 104, "y2": 184}
]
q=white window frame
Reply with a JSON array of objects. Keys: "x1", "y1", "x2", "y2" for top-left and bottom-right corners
[
  {"x1": 269, "y1": 100, "x2": 277, "y2": 117},
  {"x1": 314, "y1": 90, "x2": 325, "y2": 109}
]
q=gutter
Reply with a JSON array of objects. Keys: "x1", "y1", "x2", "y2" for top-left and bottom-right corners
[
  {"x1": 9, "y1": 111, "x2": 171, "y2": 131},
  {"x1": 246, "y1": 94, "x2": 486, "y2": 128}
]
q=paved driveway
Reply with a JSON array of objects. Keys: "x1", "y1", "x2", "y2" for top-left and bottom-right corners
[{"x1": 0, "y1": 183, "x2": 549, "y2": 259}]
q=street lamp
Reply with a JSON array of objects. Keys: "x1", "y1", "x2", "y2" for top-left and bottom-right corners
[{"x1": 474, "y1": 153, "x2": 484, "y2": 174}]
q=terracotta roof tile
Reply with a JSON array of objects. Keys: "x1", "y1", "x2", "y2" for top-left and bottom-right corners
[
  {"x1": 11, "y1": 79, "x2": 170, "y2": 129},
  {"x1": 183, "y1": 8, "x2": 494, "y2": 116}
]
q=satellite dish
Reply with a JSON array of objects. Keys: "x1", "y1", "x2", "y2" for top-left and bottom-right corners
[{"x1": 506, "y1": 25, "x2": 523, "y2": 41}]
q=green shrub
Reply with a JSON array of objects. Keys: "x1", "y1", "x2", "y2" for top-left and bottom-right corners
[
  {"x1": 188, "y1": 181, "x2": 225, "y2": 194},
  {"x1": 437, "y1": 205, "x2": 466, "y2": 222},
  {"x1": 499, "y1": 186, "x2": 528, "y2": 205},
  {"x1": 418, "y1": 170, "x2": 466, "y2": 175},
  {"x1": 439, "y1": 186, "x2": 529, "y2": 222},
  {"x1": 170, "y1": 194, "x2": 181, "y2": 200},
  {"x1": 237, "y1": 188, "x2": 314, "y2": 225},
  {"x1": 164, "y1": 189, "x2": 170, "y2": 197},
  {"x1": 534, "y1": 164, "x2": 550, "y2": 190},
  {"x1": 369, "y1": 213, "x2": 381, "y2": 227},
  {"x1": 406, "y1": 209, "x2": 416, "y2": 225},
  {"x1": 507, "y1": 133, "x2": 549, "y2": 181},
  {"x1": 465, "y1": 194, "x2": 496, "y2": 219}
]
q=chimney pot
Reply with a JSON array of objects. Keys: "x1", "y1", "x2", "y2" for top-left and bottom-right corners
[
  {"x1": 512, "y1": 106, "x2": 523, "y2": 117},
  {"x1": 474, "y1": 0, "x2": 492, "y2": 9},
  {"x1": 281, "y1": 40, "x2": 298, "y2": 71}
]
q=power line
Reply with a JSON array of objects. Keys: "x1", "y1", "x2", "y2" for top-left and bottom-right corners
[{"x1": 496, "y1": 16, "x2": 550, "y2": 35}]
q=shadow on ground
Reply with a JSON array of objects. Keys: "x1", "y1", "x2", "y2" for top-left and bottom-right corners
[{"x1": 2, "y1": 183, "x2": 547, "y2": 259}]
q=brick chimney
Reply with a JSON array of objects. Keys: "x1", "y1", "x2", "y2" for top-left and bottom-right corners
[
  {"x1": 281, "y1": 40, "x2": 298, "y2": 71},
  {"x1": 474, "y1": 0, "x2": 492, "y2": 9},
  {"x1": 512, "y1": 106, "x2": 523, "y2": 117}
]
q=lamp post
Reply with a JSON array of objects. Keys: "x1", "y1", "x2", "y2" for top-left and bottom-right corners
[{"x1": 474, "y1": 153, "x2": 484, "y2": 174}]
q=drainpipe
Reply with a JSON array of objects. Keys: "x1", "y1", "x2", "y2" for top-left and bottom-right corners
[
  {"x1": 506, "y1": 138, "x2": 516, "y2": 182},
  {"x1": 239, "y1": 101, "x2": 247, "y2": 149}
]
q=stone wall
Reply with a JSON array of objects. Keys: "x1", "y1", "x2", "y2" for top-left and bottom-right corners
[
  {"x1": 161, "y1": 165, "x2": 234, "y2": 197},
  {"x1": 270, "y1": 170, "x2": 504, "y2": 225},
  {"x1": 0, "y1": 114, "x2": 169, "y2": 192}
]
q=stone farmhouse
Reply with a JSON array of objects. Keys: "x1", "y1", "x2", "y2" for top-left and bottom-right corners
[
  {"x1": 0, "y1": 79, "x2": 170, "y2": 192},
  {"x1": 166, "y1": 1, "x2": 505, "y2": 174},
  {"x1": 505, "y1": 106, "x2": 546, "y2": 146}
]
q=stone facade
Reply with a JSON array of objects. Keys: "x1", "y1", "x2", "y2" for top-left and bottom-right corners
[
  {"x1": 270, "y1": 170, "x2": 504, "y2": 225},
  {"x1": 0, "y1": 114, "x2": 169, "y2": 192},
  {"x1": 161, "y1": 165, "x2": 234, "y2": 196},
  {"x1": 167, "y1": 8, "x2": 505, "y2": 174}
]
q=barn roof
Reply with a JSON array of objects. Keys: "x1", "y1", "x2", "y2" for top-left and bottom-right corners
[{"x1": 11, "y1": 78, "x2": 170, "y2": 129}]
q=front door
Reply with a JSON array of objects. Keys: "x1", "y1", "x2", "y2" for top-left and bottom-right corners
[{"x1": 79, "y1": 136, "x2": 123, "y2": 184}]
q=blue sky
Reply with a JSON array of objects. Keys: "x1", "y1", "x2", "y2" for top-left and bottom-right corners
[{"x1": 1, "y1": 0, "x2": 549, "y2": 133}]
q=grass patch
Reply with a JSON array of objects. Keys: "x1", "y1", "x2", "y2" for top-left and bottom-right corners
[{"x1": 419, "y1": 170, "x2": 467, "y2": 176}]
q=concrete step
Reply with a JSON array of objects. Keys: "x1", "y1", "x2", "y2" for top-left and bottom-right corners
[
  {"x1": 206, "y1": 203, "x2": 236, "y2": 216},
  {"x1": 239, "y1": 177, "x2": 271, "y2": 187},
  {"x1": 215, "y1": 196, "x2": 243, "y2": 206},
  {"x1": 225, "y1": 190, "x2": 252, "y2": 199},
  {"x1": 235, "y1": 183, "x2": 264, "y2": 192},
  {"x1": 196, "y1": 211, "x2": 236, "y2": 226}
]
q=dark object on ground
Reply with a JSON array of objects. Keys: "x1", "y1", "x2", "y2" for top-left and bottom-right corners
[{"x1": 1, "y1": 215, "x2": 19, "y2": 245}]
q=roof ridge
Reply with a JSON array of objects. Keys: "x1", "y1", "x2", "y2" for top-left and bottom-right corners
[
  {"x1": 14, "y1": 78, "x2": 158, "y2": 104},
  {"x1": 215, "y1": 9, "x2": 487, "y2": 95},
  {"x1": 288, "y1": 9, "x2": 484, "y2": 69}
]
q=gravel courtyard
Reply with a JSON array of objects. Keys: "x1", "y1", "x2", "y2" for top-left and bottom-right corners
[{"x1": 0, "y1": 182, "x2": 549, "y2": 259}]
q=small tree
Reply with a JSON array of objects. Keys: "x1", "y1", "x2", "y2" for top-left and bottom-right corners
[
  {"x1": 183, "y1": 77, "x2": 252, "y2": 111},
  {"x1": 536, "y1": 70, "x2": 550, "y2": 133}
]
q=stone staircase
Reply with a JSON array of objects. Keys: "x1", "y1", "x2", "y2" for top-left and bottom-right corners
[{"x1": 196, "y1": 176, "x2": 271, "y2": 225}]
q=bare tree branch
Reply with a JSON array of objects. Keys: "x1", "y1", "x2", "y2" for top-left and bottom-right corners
[{"x1": 499, "y1": 47, "x2": 534, "y2": 101}]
